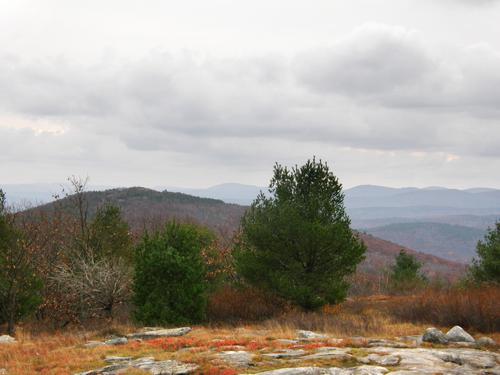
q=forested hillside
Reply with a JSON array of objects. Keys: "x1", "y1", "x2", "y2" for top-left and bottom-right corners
[{"x1": 32, "y1": 187, "x2": 466, "y2": 280}]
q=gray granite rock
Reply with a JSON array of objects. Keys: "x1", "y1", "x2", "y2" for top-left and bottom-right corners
[
  {"x1": 0, "y1": 335, "x2": 16, "y2": 344},
  {"x1": 248, "y1": 368, "x2": 324, "y2": 375},
  {"x1": 422, "y1": 327, "x2": 448, "y2": 344},
  {"x1": 75, "y1": 358, "x2": 198, "y2": 374},
  {"x1": 104, "y1": 356, "x2": 132, "y2": 363},
  {"x1": 104, "y1": 337, "x2": 128, "y2": 345},
  {"x1": 128, "y1": 327, "x2": 192, "y2": 340},
  {"x1": 477, "y1": 337, "x2": 496, "y2": 347},
  {"x1": 365, "y1": 353, "x2": 400, "y2": 366},
  {"x1": 301, "y1": 348, "x2": 353, "y2": 361},
  {"x1": 275, "y1": 339, "x2": 300, "y2": 345},
  {"x1": 297, "y1": 330, "x2": 328, "y2": 340},
  {"x1": 264, "y1": 349, "x2": 307, "y2": 359},
  {"x1": 149, "y1": 360, "x2": 199, "y2": 375},
  {"x1": 218, "y1": 351, "x2": 254, "y2": 367},
  {"x1": 446, "y1": 326, "x2": 475, "y2": 343}
]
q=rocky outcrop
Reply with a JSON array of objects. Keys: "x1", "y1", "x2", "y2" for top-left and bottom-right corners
[
  {"x1": 245, "y1": 365, "x2": 389, "y2": 374},
  {"x1": 218, "y1": 351, "x2": 254, "y2": 367},
  {"x1": 297, "y1": 330, "x2": 328, "y2": 340},
  {"x1": 127, "y1": 327, "x2": 192, "y2": 340},
  {"x1": 264, "y1": 349, "x2": 307, "y2": 359},
  {"x1": 104, "y1": 337, "x2": 128, "y2": 346},
  {"x1": 76, "y1": 357, "x2": 198, "y2": 375}
]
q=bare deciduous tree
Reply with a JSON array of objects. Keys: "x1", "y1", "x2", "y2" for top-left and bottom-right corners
[{"x1": 51, "y1": 256, "x2": 132, "y2": 319}]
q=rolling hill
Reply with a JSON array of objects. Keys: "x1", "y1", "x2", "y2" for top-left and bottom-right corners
[
  {"x1": 31, "y1": 187, "x2": 466, "y2": 280},
  {"x1": 363, "y1": 222, "x2": 485, "y2": 263}
]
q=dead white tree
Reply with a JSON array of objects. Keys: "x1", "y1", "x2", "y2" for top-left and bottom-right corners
[{"x1": 52, "y1": 255, "x2": 132, "y2": 319}]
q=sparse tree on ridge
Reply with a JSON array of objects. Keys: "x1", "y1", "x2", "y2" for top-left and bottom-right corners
[
  {"x1": 389, "y1": 249, "x2": 427, "y2": 293},
  {"x1": 235, "y1": 158, "x2": 366, "y2": 310}
]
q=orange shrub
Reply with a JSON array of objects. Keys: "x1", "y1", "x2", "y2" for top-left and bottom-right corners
[
  {"x1": 207, "y1": 286, "x2": 286, "y2": 323},
  {"x1": 388, "y1": 284, "x2": 500, "y2": 332},
  {"x1": 205, "y1": 368, "x2": 239, "y2": 375}
]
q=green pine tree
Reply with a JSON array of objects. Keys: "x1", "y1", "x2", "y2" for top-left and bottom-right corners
[
  {"x1": 470, "y1": 222, "x2": 500, "y2": 284},
  {"x1": 235, "y1": 158, "x2": 366, "y2": 310},
  {"x1": 0, "y1": 189, "x2": 42, "y2": 335},
  {"x1": 389, "y1": 250, "x2": 427, "y2": 293}
]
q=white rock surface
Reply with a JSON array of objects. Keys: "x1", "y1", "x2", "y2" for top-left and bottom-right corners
[
  {"x1": 297, "y1": 330, "x2": 328, "y2": 339},
  {"x1": 445, "y1": 326, "x2": 475, "y2": 343},
  {"x1": 104, "y1": 337, "x2": 128, "y2": 345},
  {"x1": 128, "y1": 327, "x2": 192, "y2": 340},
  {"x1": 218, "y1": 351, "x2": 254, "y2": 367},
  {"x1": 0, "y1": 335, "x2": 16, "y2": 344}
]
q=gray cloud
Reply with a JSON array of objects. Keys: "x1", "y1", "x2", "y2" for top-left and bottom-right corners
[
  {"x1": 296, "y1": 25, "x2": 500, "y2": 115},
  {"x1": 1, "y1": 23, "x2": 500, "y2": 189}
]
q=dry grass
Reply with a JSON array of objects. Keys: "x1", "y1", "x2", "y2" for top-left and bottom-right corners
[
  {"x1": 2, "y1": 288, "x2": 499, "y2": 374},
  {"x1": 207, "y1": 286, "x2": 286, "y2": 324},
  {"x1": 385, "y1": 285, "x2": 500, "y2": 333}
]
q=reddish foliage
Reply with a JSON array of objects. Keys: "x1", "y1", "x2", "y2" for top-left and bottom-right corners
[
  {"x1": 207, "y1": 286, "x2": 286, "y2": 323},
  {"x1": 205, "y1": 368, "x2": 239, "y2": 375},
  {"x1": 388, "y1": 285, "x2": 500, "y2": 332},
  {"x1": 147, "y1": 337, "x2": 203, "y2": 351},
  {"x1": 211, "y1": 338, "x2": 267, "y2": 351},
  {"x1": 299, "y1": 342, "x2": 328, "y2": 350}
]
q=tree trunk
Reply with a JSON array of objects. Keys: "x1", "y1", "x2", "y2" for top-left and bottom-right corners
[{"x1": 7, "y1": 309, "x2": 16, "y2": 336}]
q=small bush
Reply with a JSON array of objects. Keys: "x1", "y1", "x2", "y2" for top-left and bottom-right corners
[
  {"x1": 388, "y1": 285, "x2": 500, "y2": 332},
  {"x1": 207, "y1": 285, "x2": 286, "y2": 323},
  {"x1": 133, "y1": 221, "x2": 215, "y2": 325}
]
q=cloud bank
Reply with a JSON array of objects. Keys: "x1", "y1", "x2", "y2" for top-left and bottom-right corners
[{"x1": 1, "y1": 23, "x2": 500, "y2": 187}]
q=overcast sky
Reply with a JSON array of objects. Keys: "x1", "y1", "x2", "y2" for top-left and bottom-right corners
[{"x1": 1, "y1": 0, "x2": 500, "y2": 189}]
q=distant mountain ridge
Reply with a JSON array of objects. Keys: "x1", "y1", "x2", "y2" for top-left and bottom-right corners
[
  {"x1": 4, "y1": 182, "x2": 500, "y2": 209},
  {"x1": 363, "y1": 222, "x2": 485, "y2": 263}
]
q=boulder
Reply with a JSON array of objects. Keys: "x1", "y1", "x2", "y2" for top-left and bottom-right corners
[
  {"x1": 297, "y1": 330, "x2": 328, "y2": 340},
  {"x1": 128, "y1": 327, "x2": 191, "y2": 340},
  {"x1": 445, "y1": 326, "x2": 475, "y2": 343},
  {"x1": 422, "y1": 328, "x2": 448, "y2": 344},
  {"x1": 0, "y1": 335, "x2": 16, "y2": 344},
  {"x1": 477, "y1": 336, "x2": 496, "y2": 347},
  {"x1": 274, "y1": 339, "x2": 299, "y2": 345},
  {"x1": 104, "y1": 337, "x2": 128, "y2": 345},
  {"x1": 149, "y1": 360, "x2": 199, "y2": 374},
  {"x1": 218, "y1": 351, "x2": 253, "y2": 367}
]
